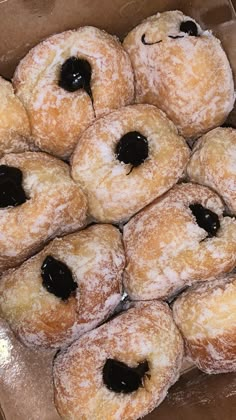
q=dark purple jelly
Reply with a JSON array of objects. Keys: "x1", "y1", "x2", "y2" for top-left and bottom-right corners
[
  {"x1": 41, "y1": 255, "x2": 77, "y2": 300},
  {"x1": 189, "y1": 203, "x2": 220, "y2": 237},
  {"x1": 116, "y1": 131, "x2": 149, "y2": 168},
  {"x1": 0, "y1": 165, "x2": 26, "y2": 208},
  {"x1": 180, "y1": 20, "x2": 198, "y2": 36},
  {"x1": 59, "y1": 57, "x2": 92, "y2": 98},
  {"x1": 103, "y1": 359, "x2": 149, "y2": 393}
]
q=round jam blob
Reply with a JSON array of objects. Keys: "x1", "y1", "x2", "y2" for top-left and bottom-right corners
[
  {"x1": 41, "y1": 255, "x2": 77, "y2": 300},
  {"x1": 103, "y1": 358, "x2": 149, "y2": 394},
  {"x1": 59, "y1": 57, "x2": 92, "y2": 98},
  {"x1": 116, "y1": 131, "x2": 149, "y2": 167},
  {"x1": 189, "y1": 203, "x2": 220, "y2": 237},
  {"x1": 0, "y1": 165, "x2": 27, "y2": 208},
  {"x1": 180, "y1": 20, "x2": 198, "y2": 36}
]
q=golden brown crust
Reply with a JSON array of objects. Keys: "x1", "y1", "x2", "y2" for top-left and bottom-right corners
[
  {"x1": 0, "y1": 76, "x2": 31, "y2": 157},
  {"x1": 187, "y1": 127, "x2": 236, "y2": 214},
  {"x1": 71, "y1": 104, "x2": 190, "y2": 223},
  {"x1": 53, "y1": 301, "x2": 184, "y2": 420},
  {"x1": 0, "y1": 152, "x2": 87, "y2": 272},
  {"x1": 0, "y1": 224, "x2": 125, "y2": 349},
  {"x1": 123, "y1": 11, "x2": 235, "y2": 138},
  {"x1": 173, "y1": 275, "x2": 236, "y2": 373},
  {"x1": 123, "y1": 183, "x2": 236, "y2": 300},
  {"x1": 13, "y1": 27, "x2": 134, "y2": 159}
]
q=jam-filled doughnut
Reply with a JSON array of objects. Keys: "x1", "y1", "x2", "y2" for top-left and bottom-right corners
[
  {"x1": 0, "y1": 76, "x2": 31, "y2": 157},
  {"x1": 187, "y1": 127, "x2": 236, "y2": 215},
  {"x1": 0, "y1": 224, "x2": 124, "y2": 349},
  {"x1": 173, "y1": 274, "x2": 236, "y2": 374},
  {"x1": 123, "y1": 182, "x2": 236, "y2": 300},
  {"x1": 123, "y1": 11, "x2": 235, "y2": 138},
  {"x1": 71, "y1": 104, "x2": 190, "y2": 223},
  {"x1": 0, "y1": 152, "x2": 87, "y2": 273},
  {"x1": 13, "y1": 27, "x2": 134, "y2": 159},
  {"x1": 53, "y1": 301, "x2": 183, "y2": 420}
]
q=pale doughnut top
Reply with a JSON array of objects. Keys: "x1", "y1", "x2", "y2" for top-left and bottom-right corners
[
  {"x1": 187, "y1": 127, "x2": 236, "y2": 214},
  {"x1": 173, "y1": 275, "x2": 236, "y2": 340}
]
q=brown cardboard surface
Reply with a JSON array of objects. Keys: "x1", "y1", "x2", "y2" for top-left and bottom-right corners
[
  {"x1": 151, "y1": 369, "x2": 236, "y2": 419},
  {"x1": 0, "y1": 1, "x2": 236, "y2": 419},
  {"x1": 0, "y1": 0, "x2": 235, "y2": 79}
]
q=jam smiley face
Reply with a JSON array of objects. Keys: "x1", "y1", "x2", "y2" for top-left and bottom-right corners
[
  {"x1": 141, "y1": 16, "x2": 200, "y2": 45},
  {"x1": 123, "y1": 10, "x2": 235, "y2": 138},
  {"x1": 141, "y1": 20, "x2": 200, "y2": 45}
]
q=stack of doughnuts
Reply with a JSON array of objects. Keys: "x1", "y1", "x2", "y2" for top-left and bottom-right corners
[{"x1": 0, "y1": 9, "x2": 235, "y2": 420}]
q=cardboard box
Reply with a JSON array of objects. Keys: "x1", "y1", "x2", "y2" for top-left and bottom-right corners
[{"x1": 0, "y1": 1, "x2": 235, "y2": 419}]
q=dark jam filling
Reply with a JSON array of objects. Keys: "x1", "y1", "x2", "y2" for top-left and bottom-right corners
[
  {"x1": 58, "y1": 57, "x2": 92, "y2": 99},
  {"x1": 115, "y1": 131, "x2": 149, "y2": 168},
  {"x1": 103, "y1": 359, "x2": 149, "y2": 394},
  {"x1": 141, "y1": 34, "x2": 162, "y2": 45},
  {"x1": 180, "y1": 20, "x2": 198, "y2": 36},
  {"x1": 41, "y1": 255, "x2": 77, "y2": 301},
  {"x1": 0, "y1": 165, "x2": 27, "y2": 208},
  {"x1": 189, "y1": 203, "x2": 220, "y2": 238}
]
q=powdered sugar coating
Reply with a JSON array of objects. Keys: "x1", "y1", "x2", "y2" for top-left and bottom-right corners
[
  {"x1": 13, "y1": 26, "x2": 134, "y2": 159},
  {"x1": 0, "y1": 224, "x2": 124, "y2": 349},
  {"x1": 123, "y1": 182, "x2": 236, "y2": 300},
  {"x1": 123, "y1": 10, "x2": 235, "y2": 138},
  {"x1": 53, "y1": 301, "x2": 183, "y2": 420},
  {"x1": 0, "y1": 152, "x2": 87, "y2": 272},
  {"x1": 173, "y1": 274, "x2": 236, "y2": 374},
  {"x1": 187, "y1": 127, "x2": 236, "y2": 214},
  {"x1": 71, "y1": 104, "x2": 190, "y2": 223},
  {"x1": 0, "y1": 76, "x2": 32, "y2": 157}
]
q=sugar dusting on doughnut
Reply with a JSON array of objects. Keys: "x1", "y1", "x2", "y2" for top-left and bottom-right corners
[
  {"x1": 0, "y1": 224, "x2": 124, "y2": 348},
  {"x1": 173, "y1": 275, "x2": 236, "y2": 374},
  {"x1": 53, "y1": 301, "x2": 184, "y2": 420},
  {"x1": 123, "y1": 10, "x2": 235, "y2": 138},
  {"x1": 0, "y1": 76, "x2": 32, "y2": 157},
  {"x1": 71, "y1": 104, "x2": 190, "y2": 223},
  {"x1": 13, "y1": 27, "x2": 134, "y2": 159},
  {"x1": 0, "y1": 152, "x2": 87, "y2": 272},
  {"x1": 123, "y1": 183, "x2": 236, "y2": 300},
  {"x1": 187, "y1": 127, "x2": 236, "y2": 214}
]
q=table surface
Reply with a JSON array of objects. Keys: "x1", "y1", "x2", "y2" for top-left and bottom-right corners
[{"x1": 149, "y1": 368, "x2": 236, "y2": 420}]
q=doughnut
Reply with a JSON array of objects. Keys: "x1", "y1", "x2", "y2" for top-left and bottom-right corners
[
  {"x1": 0, "y1": 152, "x2": 87, "y2": 273},
  {"x1": 13, "y1": 26, "x2": 134, "y2": 159},
  {"x1": 53, "y1": 301, "x2": 183, "y2": 420},
  {"x1": 123, "y1": 10, "x2": 235, "y2": 138},
  {"x1": 187, "y1": 127, "x2": 236, "y2": 215},
  {"x1": 0, "y1": 224, "x2": 124, "y2": 349},
  {"x1": 71, "y1": 104, "x2": 190, "y2": 223},
  {"x1": 0, "y1": 76, "x2": 31, "y2": 157},
  {"x1": 123, "y1": 182, "x2": 236, "y2": 300},
  {"x1": 173, "y1": 274, "x2": 236, "y2": 374}
]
